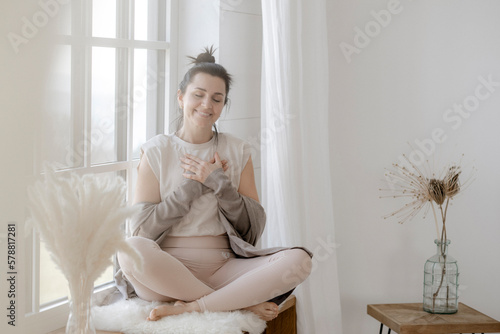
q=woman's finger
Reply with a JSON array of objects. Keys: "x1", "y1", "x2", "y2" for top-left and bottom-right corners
[
  {"x1": 183, "y1": 154, "x2": 203, "y2": 164},
  {"x1": 214, "y1": 152, "x2": 221, "y2": 163},
  {"x1": 182, "y1": 172, "x2": 198, "y2": 180},
  {"x1": 180, "y1": 156, "x2": 195, "y2": 165},
  {"x1": 180, "y1": 163, "x2": 196, "y2": 172}
]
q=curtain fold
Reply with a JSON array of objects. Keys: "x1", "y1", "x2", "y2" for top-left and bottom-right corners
[{"x1": 260, "y1": 1, "x2": 342, "y2": 333}]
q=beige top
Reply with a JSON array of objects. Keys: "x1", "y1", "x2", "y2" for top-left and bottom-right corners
[{"x1": 141, "y1": 132, "x2": 252, "y2": 236}]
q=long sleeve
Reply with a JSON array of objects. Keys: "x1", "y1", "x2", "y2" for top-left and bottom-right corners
[
  {"x1": 130, "y1": 178, "x2": 205, "y2": 241},
  {"x1": 204, "y1": 168, "x2": 266, "y2": 245}
]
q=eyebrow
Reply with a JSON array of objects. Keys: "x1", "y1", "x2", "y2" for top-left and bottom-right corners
[{"x1": 194, "y1": 87, "x2": 224, "y2": 96}]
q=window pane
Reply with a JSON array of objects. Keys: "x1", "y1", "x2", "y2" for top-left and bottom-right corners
[
  {"x1": 133, "y1": 49, "x2": 148, "y2": 158},
  {"x1": 92, "y1": 0, "x2": 116, "y2": 38},
  {"x1": 134, "y1": 0, "x2": 148, "y2": 40},
  {"x1": 40, "y1": 240, "x2": 69, "y2": 305},
  {"x1": 133, "y1": 49, "x2": 165, "y2": 158},
  {"x1": 91, "y1": 47, "x2": 117, "y2": 165},
  {"x1": 43, "y1": 45, "x2": 77, "y2": 168},
  {"x1": 40, "y1": 236, "x2": 114, "y2": 307},
  {"x1": 135, "y1": 0, "x2": 166, "y2": 41}
]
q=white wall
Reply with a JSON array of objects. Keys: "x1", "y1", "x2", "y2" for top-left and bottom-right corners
[
  {"x1": 1, "y1": 1, "x2": 56, "y2": 333},
  {"x1": 218, "y1": 0, "x2": 263, "y2": 196},
  {"x1": 328, "y1": 0, "x2": 500, "y2": 333}
]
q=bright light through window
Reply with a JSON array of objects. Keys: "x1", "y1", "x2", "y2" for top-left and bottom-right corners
[
  {"x1": 135, "y1": 0, "x2": 149, "y2": 40},
  {"x1": 91, "y1": 47, "x2": 117, "y2": 165},
  {"x1": 133, "y1": 49, "x2": 148, "y2": 158},
  {"x1": 92, "y1": 0, "x2": 117, "y2": 38}
]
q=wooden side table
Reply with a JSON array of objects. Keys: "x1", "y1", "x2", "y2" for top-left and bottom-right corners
[{"x1": 367, "y1": 303, "x2": 500, "y2": 334}]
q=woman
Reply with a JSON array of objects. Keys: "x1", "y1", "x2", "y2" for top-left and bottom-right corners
[{"x1": 117, "y1": 47, "x2": 312, "y2": 322}]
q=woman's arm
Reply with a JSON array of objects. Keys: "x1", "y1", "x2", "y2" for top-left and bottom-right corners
[
  {"x1": 237, "y1": 157, "x2": 259, "y2": 202},
  {"x1": 199, "y1": 155, "x2": 265, "y2": 243},
  {"x1": 134, "y1": 154, "x2": 161, "y2": 204},
  {"x1": 130, "y1": 153, "x2": 206, "y2": 240}
]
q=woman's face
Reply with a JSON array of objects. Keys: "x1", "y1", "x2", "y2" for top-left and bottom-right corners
[{"x1": 178, "y1": 72, "x2": 226, "y2": 131}]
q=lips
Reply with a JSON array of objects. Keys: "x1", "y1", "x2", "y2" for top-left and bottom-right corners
[{"x1": 195, "y1": 109, "x2": 212, "y2": 118}]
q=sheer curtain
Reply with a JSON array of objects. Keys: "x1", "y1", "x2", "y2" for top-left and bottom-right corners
[{"x1": 260, "y1": 1, "x2": 342, "y2": 333}]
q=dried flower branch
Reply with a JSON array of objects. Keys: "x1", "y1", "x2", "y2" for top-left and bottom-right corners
[
  {"x1": 380, "y1": 153, "x2": 472, "y2": 241},
  {"x1": 381, "y1": 152, "x2": 474, "y2": 312}
]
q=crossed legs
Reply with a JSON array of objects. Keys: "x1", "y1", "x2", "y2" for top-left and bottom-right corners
[{"x1": 117, "y1": 236, "x2": 312, "y2": 321}]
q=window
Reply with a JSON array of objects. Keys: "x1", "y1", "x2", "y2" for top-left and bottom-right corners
[{"x1": 25, "y1": 0, "x2": 173, "y2": 331}]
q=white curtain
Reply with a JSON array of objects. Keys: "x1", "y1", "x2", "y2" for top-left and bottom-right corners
[{"x1": 260, "y1": 1, "x2": 342, "y2": 333}]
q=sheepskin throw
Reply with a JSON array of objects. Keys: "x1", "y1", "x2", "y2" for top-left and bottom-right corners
[{"x1": 92, "y1": 298, "x2": 266, "y2": 334}]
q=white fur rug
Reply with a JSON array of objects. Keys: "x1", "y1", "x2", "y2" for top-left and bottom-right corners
[{"x1": 92, "y1": 298, "x2": 266, "y2": 334}]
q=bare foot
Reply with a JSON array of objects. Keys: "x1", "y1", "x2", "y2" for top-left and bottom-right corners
[
  {"x1": 243, "y1": 302, "x2": 279, "y2": 321},
  {"x1": 147, "y1": 301, "x2": 200, "y2": 321}
]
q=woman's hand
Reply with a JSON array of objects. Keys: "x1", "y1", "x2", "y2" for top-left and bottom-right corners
[{"x1": 180, "y1": 152, "x2": 228, "y2": 183}]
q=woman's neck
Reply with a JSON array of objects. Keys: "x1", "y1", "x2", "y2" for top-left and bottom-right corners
[{"x1": 176, "y1": 126, "x2": 214, "y2": 144}]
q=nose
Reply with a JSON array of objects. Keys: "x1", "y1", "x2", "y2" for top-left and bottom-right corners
[{"x1": 201, "y1": 97, "x2": 213, "y2": 108}]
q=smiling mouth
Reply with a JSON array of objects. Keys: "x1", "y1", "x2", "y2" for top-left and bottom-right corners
[{"x1": 196, "y1": 110, "x2": 212, "y2": 118}]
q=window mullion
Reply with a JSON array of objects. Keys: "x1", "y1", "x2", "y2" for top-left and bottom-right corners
[
  {"x1": 68, "y1": 0, "x2": 90, "y2": 169},
  {"x1": 83, "y1": 0, "x2": 93, "y2": 168},
  {"x1": 116, "y1": 0, "x2": 132, "y2": 40},
  {"x1": 156, "y1": 0, "x2": 167, "y2": 42},
  {"x1": 167, "y1": 0, "x2": 178, "y2": 134},
  {"x1": 115, "y1": 0, "x2": 130, "y2": 163},
  {"x1": 115, "y1": 49, "x2": 129, "y2": 163},
  {"x1": 129, "y1": 0, "x2": 135, "y2": 41},
  {"x1": 148, "y1": 0, "x2": 164, "y2": 137},
  {"x1": 127, "y1": 0, "x2": 135, "y2": 163},
  {"x1": 127, "y1": 48, "x2": 135, "y2": 163}
]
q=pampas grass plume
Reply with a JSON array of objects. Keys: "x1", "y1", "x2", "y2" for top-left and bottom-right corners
[{"x1": 28, "y1": 166, "x2": 142, "y2": 292}]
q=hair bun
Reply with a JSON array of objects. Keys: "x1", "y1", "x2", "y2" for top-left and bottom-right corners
[
  {"x1": 189, "y1": 45, "x2": 217, "y2": 64},
  {"x1": 195, "y1": 53, "x2": 215, "y2": 64}
]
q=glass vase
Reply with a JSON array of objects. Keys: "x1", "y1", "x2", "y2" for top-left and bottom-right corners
[
  {"x1": 66, "y1": 277, "x2": 96, "y2": 334},
  {"x1": 423, "y1": 239, "x2": 459, "y2": 314}
]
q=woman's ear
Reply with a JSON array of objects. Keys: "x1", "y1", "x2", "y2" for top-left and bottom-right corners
[{"x1": 177, "y1": 89, "x2": 183, "y2": 109}]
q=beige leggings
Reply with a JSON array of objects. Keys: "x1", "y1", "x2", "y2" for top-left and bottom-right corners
[{"x1": 117, "y1": 235, "x2": 311, "y2": 312}]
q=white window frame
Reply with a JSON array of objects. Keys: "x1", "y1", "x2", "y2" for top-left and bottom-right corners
[{"x1": 22, "y1": 1, "x2": 178, "y2": 333}]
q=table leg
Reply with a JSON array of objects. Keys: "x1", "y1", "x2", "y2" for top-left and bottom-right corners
[{"x1": 379, "y1": 323, "x2": 391, "y2": 334}]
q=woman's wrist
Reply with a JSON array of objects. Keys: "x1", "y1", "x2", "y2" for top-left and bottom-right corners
[{"x1": 203, "y1": 168, "x2": 229, "y2": 194}]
